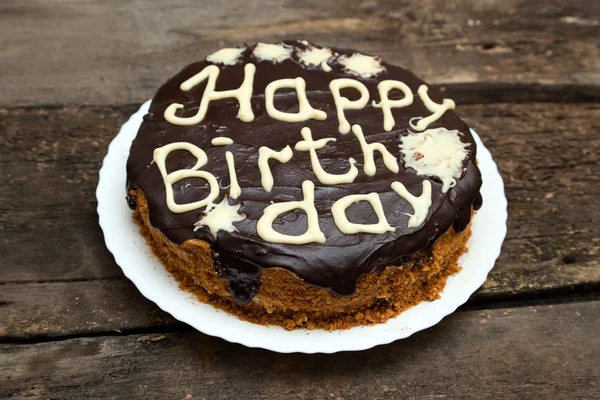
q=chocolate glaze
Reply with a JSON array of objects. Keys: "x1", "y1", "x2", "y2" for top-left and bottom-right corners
[{"x1": 126, "y1": 41, "x2": 483, "y2": 303}]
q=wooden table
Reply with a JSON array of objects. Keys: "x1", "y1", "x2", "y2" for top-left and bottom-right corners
[{"x1": 1, "y1": 1, "x2": 599, "y2": 398}]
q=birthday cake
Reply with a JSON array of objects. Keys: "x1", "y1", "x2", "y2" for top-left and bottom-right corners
[{"x1": 126, "y1": 41, "x2": 483, "y2": 330}]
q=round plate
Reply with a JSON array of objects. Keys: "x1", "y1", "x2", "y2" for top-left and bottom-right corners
[{"x1": 97, "y1": 100, "x2": 507, "y2": 354}]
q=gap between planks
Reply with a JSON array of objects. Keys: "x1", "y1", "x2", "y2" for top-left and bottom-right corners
[
  {"x1": 0, "y1": 82, "x2": 599, "y2": 111},
  {"x1": 1, "y1": 285, "x2": 598, "y2": 345}
]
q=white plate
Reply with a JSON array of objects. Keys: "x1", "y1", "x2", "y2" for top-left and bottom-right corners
[{"x1": 97, "y1": 100, "x2": 507, "y2": 354}]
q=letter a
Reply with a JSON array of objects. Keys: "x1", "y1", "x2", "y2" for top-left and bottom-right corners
[{"x1": 257, "y1": 180, "x2": 326, "y2": 244}]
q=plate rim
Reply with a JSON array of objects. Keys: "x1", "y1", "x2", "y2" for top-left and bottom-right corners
[{"x1": 97, "y1": 100, "x2": 507, "y2": 354}]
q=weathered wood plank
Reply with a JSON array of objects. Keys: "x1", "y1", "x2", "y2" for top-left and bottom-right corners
[
  {"x1": 3, "y1": 264, "x2": 600, "y2": 340},
  {"x1": 0, "y1": 106, "x2": 136, "y2": 282},
  {"x1": 2, "y1": 102, "x2": 599, "y2": 338},
  {"x1": 0, "y1": 280, "x2": 182, "y2": 340},
  {"x1": 462, "y1": 103, "x2": 600, "y2": 297},
  {"x1": 2, "y1": 301, "x2": 598, "y2": 399},
  {"x1": 2, "y1": 103, "x2": 598, "y2": 279},
  {"x1": 0, "y1": 0, "x2": 598, "y2": 107}
]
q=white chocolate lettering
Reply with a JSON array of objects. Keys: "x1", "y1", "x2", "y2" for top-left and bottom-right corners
[
  {"x1": 351, "y1": 125, "x2": 399, "y2": 176},
  {"x1": 329, "y1": 79, "x2": 369, "y2": 134},
  {"x1": 154, "y1": 55, "x2": 467, "y2": 241},
  {"x1": 258, "y1": 145, "x2": 294, "y2": 192},
  {"x1": 331, "y1": 193, "x2": 394, "y2": 234},
  {"x1": 410, "y1": 85, "x2": 456, "y2": 131},
  {"x1": 295, "y1": 127, "x2": 358, "y2": 185},
  {"x1": 225, "y1": 151, "x2": 241, "y2": 199},
  {"x1": 257, "y1": 180, "x2": 326, "y2": 244},
  {"x1": 153, "y1": 142, "x2": 219, "y2": 213},
  {"x1": 164, "y1": 63, "x2": 256, "y2": 126},
  {"x1": 265, "y1": 78, "x2": 327, "y2": 122},
  {"x1": 211, "y1": 137, "x2": 233, "y2": 146},
  {"x1": 391, "y1": 180, "x2": 432, "y2": 228},
  {"x1": 372, "y1": 80, "x2": 414, "y2": 131}
]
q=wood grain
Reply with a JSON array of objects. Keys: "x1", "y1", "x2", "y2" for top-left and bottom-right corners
[
  {"x1": 0, "y1": 106, "x2": 137, "y2": 282},
  {"x1": 1, "y1": 102, "x2": 599, "y2": 339},
  {"x1": 2, "y1": 301, "x2": 599, "y2": 399},
  {"x1": 2, "y1": 1, "x2": 599, "y2": 398},
  {"x1": 0, "y1": 0, "x2": 598, "y2": 107},
  {"x1": 0, "y1": 280, "x2": 182, "y2": 340}
]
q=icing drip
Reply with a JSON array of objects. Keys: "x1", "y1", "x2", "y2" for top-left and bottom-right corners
[
  {"x1": 321, "y1": 61, "x2": 332, "y2": 72},
  {"x1": 194, "y1": 197, "x2": 245, "y2": 238},
  {"x1": 211, "y1": 137, "x2": 234, "y2": 146},
  {"x1": 256, "y1": 180, "x2": 326, "y2": 244},
  {"x1": 265, "y1": 78, "x2": 327, "y2": 122},
  {"x1": 206, "y1": 47, "x2": 246, "y2": 66},
  {"x1": 351, "y1": 125, "x2": 399, "y2": 176},
  {"x1": 410, "y1": 85, "x2": 456, "y2": 131},
  {"x1": 295, "y1": 127, "x2": 358, "y2": 185},
  {"x1": 296, "y1": 45, "x2": 333, "y2": 71},
  {"x1": 391, "y1": 180, "x2": 432, "y2": 228},
  {"x1": 400, "y1": 128, "x2": 470, "y2": 192},
  {"x1": 331, "y1": 193, "x2": 394, "y2": 234},
  {"x1": 225, "y1": 151, "x2": 241, "y2": 199},
  {"x1": 372, "y1": 80, "x2": 414, "y2": 132},
  {"x1": 253, "y1": 42, "x2": 293, "y2": 63},
  {"x1": 153, "y1": 142, "x2": 219, "y2": 213},
  {"x1": 164, "y1": 63, "x2": 256, "y2": 126},
  {"x1": 338, "y1": 53, "x2": 386, "y2": 78},
  {"x1": 258, "y1": 145, "x2": 294, "y2": 192},
  {"x1": 329, "y1": 79, "x2": 370, "y2": 134}
]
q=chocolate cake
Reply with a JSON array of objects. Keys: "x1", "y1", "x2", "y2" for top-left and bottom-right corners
[{"x1": 126, "y1": 41, "x2": 483, "y2": 330}]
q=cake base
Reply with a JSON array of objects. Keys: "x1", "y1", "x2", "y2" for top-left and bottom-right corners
[{"x1": 132, "y1": 189, "x2": 471, "y2": 330}]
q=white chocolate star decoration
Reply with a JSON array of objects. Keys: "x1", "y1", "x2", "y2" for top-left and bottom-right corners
[{"x1": 194, "y1": 197, "x2": 246, "y2": 238}]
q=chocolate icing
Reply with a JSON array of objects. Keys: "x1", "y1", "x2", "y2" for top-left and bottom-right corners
[{"x1": 126, "y1": 41, "x2": 483, "y2": 304}]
